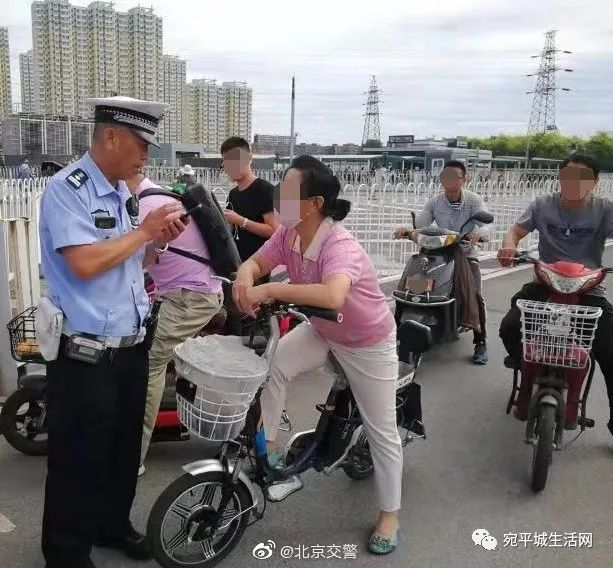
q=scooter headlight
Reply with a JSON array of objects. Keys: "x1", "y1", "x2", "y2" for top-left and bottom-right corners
[
  {"x1": 416, "y1": 233, "x2": 459, "y2": 249},
  {"x1": 536, "y1": 264, "x2": 603, "y2": 294}
]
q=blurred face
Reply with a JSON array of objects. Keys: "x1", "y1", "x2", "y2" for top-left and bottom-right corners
[
  {"x1": 222, "y1": 147, "x2": 252, "y2": 181},
  {"x1": 274, "y1": 168, "x2": 323, "y2": 228},
  {"x1": 100, "y1": 125, "x2": 149, "y2": 180},
  {"x1": 440, "y1": 166, "x2": 466, "y2": 199},
  {"x1": 559, "y1": 162, "x2": 597, "y2": 202}
]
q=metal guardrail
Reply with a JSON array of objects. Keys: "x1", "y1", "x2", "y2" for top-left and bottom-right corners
[{"x1": 3, "y1": 176, "x2": 613, "y2": 279}]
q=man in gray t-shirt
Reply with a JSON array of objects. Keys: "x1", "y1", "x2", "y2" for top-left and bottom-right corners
[
  {"x1": 394, "y1": 161, "x2": 491, "y2": 365},
  {"x1": 498, "y1": 154, "x2": 613, "y2": 437}
]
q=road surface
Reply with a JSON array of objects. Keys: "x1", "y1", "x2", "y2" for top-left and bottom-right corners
[{"x1": 1, "y1": 255, "x2": 613, "y2": 568}]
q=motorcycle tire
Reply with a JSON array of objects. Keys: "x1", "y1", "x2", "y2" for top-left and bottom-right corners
[
  {"x1": 342, "y1": 430, "x2": 374, "y2": 480},
  {"x1": 0, "y1": 387, "x2": 48, "y2": 456},
  {"x1": 147, "y1": 471, "x2": 252, "y2": 568},
  {"x1": 531, "y1": 404, "x2": 556, "y2": 493}
]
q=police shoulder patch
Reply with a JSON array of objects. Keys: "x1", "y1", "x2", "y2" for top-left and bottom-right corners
[{"x1": 66, "y1": 168, "x2": 89, "y2": 189}]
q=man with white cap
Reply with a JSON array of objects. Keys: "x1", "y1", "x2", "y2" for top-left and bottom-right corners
[
  {"x1": 39, "y1": 96, "x2": 186, "y2": 568},
  {"x1": 172, "y1": 164, "x2": 197, "y2": 194}
]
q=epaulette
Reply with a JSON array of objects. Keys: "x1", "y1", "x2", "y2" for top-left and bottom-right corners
[{"x1": 66, "y1": 168, "x2": 89, "y2": 189}]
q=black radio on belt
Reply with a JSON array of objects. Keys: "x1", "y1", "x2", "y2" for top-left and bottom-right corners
[
  {"x1": 65, "y1": 336, "x2": 106, "y2": 364},
  {"x1": 142, "y1": 300, "x2": 162, "y2": 351}
]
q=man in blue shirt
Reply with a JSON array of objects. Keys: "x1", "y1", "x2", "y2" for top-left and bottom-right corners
[{"x1": 39, "y1": 96, "x2": 185, "y2": 568}]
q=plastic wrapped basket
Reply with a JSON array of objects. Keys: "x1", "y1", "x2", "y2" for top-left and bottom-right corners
[{"x1": 173, "y1": 335, "x2": 269, "y2": 441}]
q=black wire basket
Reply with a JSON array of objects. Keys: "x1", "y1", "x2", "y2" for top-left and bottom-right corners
[{"x1": 7, "y1": 306, "x2": 45, "y2": 364}]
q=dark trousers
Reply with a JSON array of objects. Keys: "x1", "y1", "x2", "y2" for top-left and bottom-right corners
[
  {"x1": 42, "y1": 340, "x2": 148, "y2": 568},
  {"x1": 468, "y1": 259, "x2": 487, "y2": 344},
  {"x1": 499, "y1": 282, "x2": 613, "y2": 419}
]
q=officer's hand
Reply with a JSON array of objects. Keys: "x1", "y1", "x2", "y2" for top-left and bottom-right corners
[
  {"x1": 140, "y1": 203, "x2": 183, "y2": 243},
  {"x1": 155, "y1": 219, "x2": 186, "y2": 247},
  {"x1": 497, "y1": 247, "x2": 517, "y2": 267}
]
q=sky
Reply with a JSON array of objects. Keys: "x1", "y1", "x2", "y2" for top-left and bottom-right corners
[{"x1": 2, "y1": 0, "x2": 613, "y2": 144}]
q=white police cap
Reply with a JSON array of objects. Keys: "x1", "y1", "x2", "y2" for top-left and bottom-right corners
[{"x1": 86, "y1": 96, "x2": 169, "y2": 148}]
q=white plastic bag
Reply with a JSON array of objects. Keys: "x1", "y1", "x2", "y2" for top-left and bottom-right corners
[{"x1": 34, "y1": 297, "x2": 64, "y2": 361}]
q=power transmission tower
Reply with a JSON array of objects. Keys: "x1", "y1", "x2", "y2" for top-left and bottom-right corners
[
  {"x1": 362, "y1": 76, "x2": 381, "y2": 146},
  {"x1": 526, "y1": 30, "x2": 573, "y2": 134}
]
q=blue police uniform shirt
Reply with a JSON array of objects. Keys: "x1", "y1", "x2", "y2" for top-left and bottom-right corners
[{"x1": 39, "y1": 152, "x2": 149, "y2": 336}]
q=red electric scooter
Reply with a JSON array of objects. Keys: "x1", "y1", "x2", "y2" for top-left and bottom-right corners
[{"x1": 505, "y1": 253, "x2": 613, "y2": 493}]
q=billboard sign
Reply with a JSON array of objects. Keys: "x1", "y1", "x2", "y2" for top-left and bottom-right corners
[{"x1": 388, "y1": 135, "x2": 415, "y2": 145}]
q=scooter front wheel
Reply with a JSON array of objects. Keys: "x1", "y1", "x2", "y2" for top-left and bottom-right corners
[
  {"x1": 147, "y1": 472, "x2": 252, "y2": 568},
  {"x1": 531, "y1": 404, "x2": 556, "y2": 493}
]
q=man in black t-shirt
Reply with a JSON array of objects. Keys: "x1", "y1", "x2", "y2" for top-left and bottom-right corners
[{"x1": 221, "y1": 137, "x2": 279, "y2": 261}]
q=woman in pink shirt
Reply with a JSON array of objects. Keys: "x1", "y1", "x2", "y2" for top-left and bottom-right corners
[{"x1": 234, "y1": 156, "x2": 402, "y2": 555}]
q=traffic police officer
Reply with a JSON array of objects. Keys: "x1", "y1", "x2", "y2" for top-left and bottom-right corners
[{"x1": 39, "y1": 96, "x2": 185, "y2": 568}]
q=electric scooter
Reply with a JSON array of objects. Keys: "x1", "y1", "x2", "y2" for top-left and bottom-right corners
[
  {"x1": 505, "y1": 252, "x2": 612, "y2": 493},
  {"x1": 146, "y1": 283, "x2": 431, "y2": 568},
  {"x1": 392, "y1": 211, "x2": 493, "y2": 345}
]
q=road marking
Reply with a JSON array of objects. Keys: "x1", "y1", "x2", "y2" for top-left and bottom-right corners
[{"x1": 0, "y1": 513, "x2": 16, "y2": 533}]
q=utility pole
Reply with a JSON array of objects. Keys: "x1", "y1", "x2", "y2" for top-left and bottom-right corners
[{"x1": 289, "y1": 76, "x2": 295, "y2": 163}]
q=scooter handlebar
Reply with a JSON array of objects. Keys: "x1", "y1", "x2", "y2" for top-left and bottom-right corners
[{"x1": 290, "y1": 306, "x2": 343, "y2": 323}]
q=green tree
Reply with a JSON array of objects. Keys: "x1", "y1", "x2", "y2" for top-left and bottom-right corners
[
  {"x1": 469, "y1": 132, "x2": 613, "y2": 171},
  {"x1": 585, "y1": 132, "x2": 613, "y2": 172},
  {"x1": 363, "y1": 139, "x2": 382, "y2": 148}
]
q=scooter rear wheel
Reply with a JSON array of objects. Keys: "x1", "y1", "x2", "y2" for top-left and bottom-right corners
[{"x1": 531, "y1": 404, "x2": 556, "y2": 493}]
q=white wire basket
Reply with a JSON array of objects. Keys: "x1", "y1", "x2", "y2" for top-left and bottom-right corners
[
  {"x1": 173, "y1": 335, "x2": 269, "y2": 441},
  {"x1": 517, "y1": 300, "x2": 602, "y2": 369}
]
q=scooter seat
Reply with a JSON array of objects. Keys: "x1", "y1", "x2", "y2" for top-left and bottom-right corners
[{"x1": 397, "y1": 320, "x2": 433, "y2": 360}]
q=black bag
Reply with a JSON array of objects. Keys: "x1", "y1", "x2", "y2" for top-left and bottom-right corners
[{"x1": 139, "y1": 183, "x2": 241, "y2": 278}]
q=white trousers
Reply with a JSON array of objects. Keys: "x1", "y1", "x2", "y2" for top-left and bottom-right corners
[{"x1": 260, "y1": 323, "x2": 403, "y2": 512}]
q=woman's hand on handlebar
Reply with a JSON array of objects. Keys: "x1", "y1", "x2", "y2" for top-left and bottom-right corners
[
  {"x1": 232, "y1": 272, "x2": 254, "y2": 313},
  {"x1": 234, "y1": 280, "x2": 272, "y2": 317}
]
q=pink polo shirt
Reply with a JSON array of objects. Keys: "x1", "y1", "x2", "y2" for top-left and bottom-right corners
[
  {"x1": 256, "y1": 218, "x2": 395, "y2": 347},
  {"x1": 136, "y1": 178, "x2": 221, "y2": 297}
]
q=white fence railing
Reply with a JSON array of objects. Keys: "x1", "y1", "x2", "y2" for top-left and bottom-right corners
[
  {"x1": 3, "y1": 176, "x2": 613, "y2": 279},
  {"x1": 141, "y1": 166, "x2": 570, "y2": 192}
]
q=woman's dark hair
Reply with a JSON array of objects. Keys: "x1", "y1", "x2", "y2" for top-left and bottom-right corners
[
  {"x1": 560, "y1": 153, "x2": 600, "y2": 178},
  {"x1": 288, "y1": 155, "x2": 351, "y2": 221}
]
